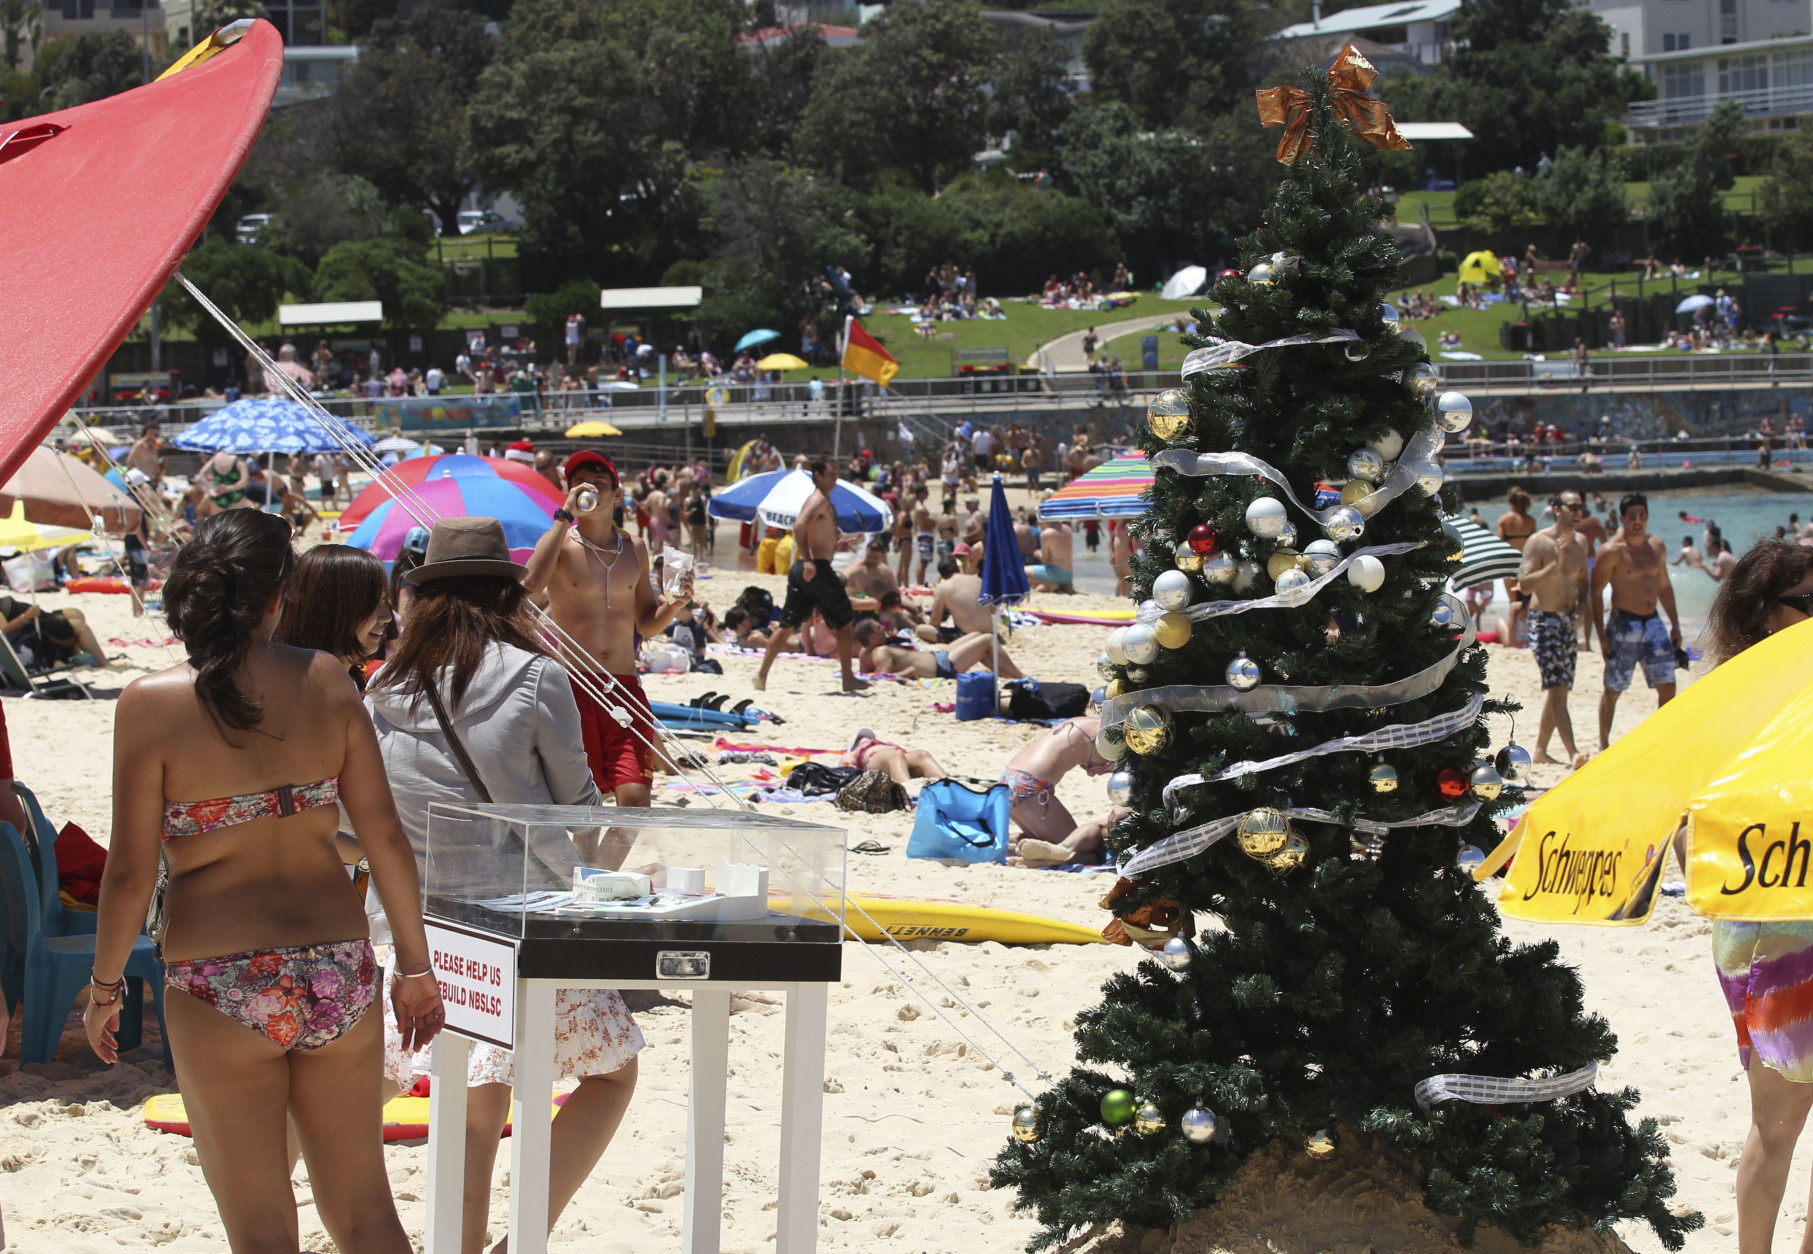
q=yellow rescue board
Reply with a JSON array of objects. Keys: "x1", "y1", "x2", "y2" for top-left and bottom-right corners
[
  {"x1": 144, "y1": 1089, "x2": 561, "y2": 1140},
  {"x1": 839, "y1": 893, "x2": 1106, "y2": 944}
]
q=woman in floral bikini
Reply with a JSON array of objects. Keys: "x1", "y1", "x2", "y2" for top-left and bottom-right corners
[{"x1": 86, "y1": 510, "x2": 443, "y2": 1252}]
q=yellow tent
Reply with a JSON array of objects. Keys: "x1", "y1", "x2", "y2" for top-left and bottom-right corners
[
  {"x1": 564, "y1": 421, "x2": 623, "y2": 438},
  {"x1": 1457, "y1": 250, "x2": 1502, "y2": 287}
]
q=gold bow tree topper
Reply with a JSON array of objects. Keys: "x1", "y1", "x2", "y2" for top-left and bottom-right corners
[{"x1": 1255, "y1": 43, "x2": 1412, "y2": 165}]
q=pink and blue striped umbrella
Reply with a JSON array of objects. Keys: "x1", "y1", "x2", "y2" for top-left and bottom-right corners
[{"x1": 342, "y1": 474, "x2": 557, "y2": 563}]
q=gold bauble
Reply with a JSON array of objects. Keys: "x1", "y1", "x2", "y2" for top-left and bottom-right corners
[
  {"x1": 1012, "y1": 1107, "x2": 1041, "y2": 1143},
  {"x1": 1265, "y1": 833, "x2": 1309, "y2": 876},
  {"x1": 1174, "y1": 549, "x2": 1206, "y2": 574},
  {"x1": 1266, "y1": 549, "x2": 1302, "y2": 581},
  {"x1": 1133, "y1": 1102, "x2": 1166, "y2": 1135},
  {"x1": 1122, "y1": 705, "x2": 1174, "y2": 755},
  {"x1": 1306, "y1": 1130, "x2": 1336, "y2": 1159},
  {"x1": 1235, "y1": 807, "x2": 1291, "y2": 860},
  {"x1": 1104, "y1": 678, "x2": 1127, "y2": 700},
  {"x1": 1153, "y1": 611, "x2": 1192, "y2": 650},
  {"x1": 1339, "y1": 481, "x2": 1372, "y2": 508},
  {"x1": 1368, "y1": 763, "x2": 1399, "y2": 794},
  {"x1": 1146, "y1": 388, "x2": 1194, "y2": 442}
]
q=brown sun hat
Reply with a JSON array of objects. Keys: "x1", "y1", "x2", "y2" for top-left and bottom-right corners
[{"x1": 405, "y1": 516, "x2": 528, "y2": 585}]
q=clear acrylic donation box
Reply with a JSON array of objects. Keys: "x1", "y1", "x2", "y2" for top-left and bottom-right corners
[{"x1": 420, "y1": 800, "x2": 847, "y2": 984}]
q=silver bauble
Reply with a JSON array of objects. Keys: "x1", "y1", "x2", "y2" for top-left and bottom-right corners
[
  {"x1": 1106, "y1": 768, "x2": 1135, "y2": 807},
  {"x1": 1180, "y1": 1107, "x2": 1219, "y2": 1144},
  {"x1": 1105, "y1": 627, "x2": 1129, "y2": 666},
  {"x1": 1233, "y1": 561, "x2": 1262, "y2": 594},
  {"x1": 1097, "y1": 651, "x2": 1117, "y2": 681},
  {"x1": 1247, "y1": 261, "x2": 1275, "y2": 285},
  {"x1": 1368, "y1": 763, "x2": 1399, "y2": 793},
  {"x1": 1368, "y1": 428, "x2": 1405, "y2": 461},
  {"x1": 1470, "y1": 763, "x2": 1504, "y2": 801},
  {"x1": 1088, "y1": 685, "x2": 1108, "y2": 716},
  {"x1": 1245, "y1": 497, "x2": 1288, "y2": 539},
  {"x1": 1160, "y1": 936, "x2": 1193, "y2": 971},
  {"x1": 1152, "y1": 569, "x2": 1195, "y2": 612},
  {"x1": 1301, "y1": 539, "x2": 1341, "y2": 577},
  {"x1": 1457, "y1": 845, "x2": 1487, "y2": 876},
  {"x1": 1346, "y1": 554, "x2": 1385, "y2": 592},
  {"x1": 1495, "y1": 742, "x2": 1532, "y2": 783},
  {"x1": 1226, "y1": 651, "x2": 1261, "y2": 691},
  {"x1": 1201, "y1": 552, "x2": 1237, "y2": 585},
  {"x1": 1322, "y1": 507, "x2": 1365, "y2": 543},
  {"x1": 1378, "y1": 302, "x2": 1400, "y2": 326},
  {"x1": 1276, "y1": 520, "x2": 1298, "y2": 549},
  {"x1": 1134, "y1": 1102, "x2": 1166, "y2": 1136},
  {"x1": 1346, "y1": 448, "x2": 1387, "y2": 484},
  {"x1": 1122, "y1": 622, "x2": 1160, "y2": 666},
  {"x1": 1415, "y1": 463, "x2": 1445, "y2": 497},
  {"x1": 1139, "y1": 598, "x2": 1161, "y2": 619},
  {"x1": 1274, "y1": 567, "x2": 1312, "y2": 594},
  {"x1": 1399, "y1": 327, "x2": 1428, "y2": 354},
  {"x1": 1095, "y1": 726, "x2": 1126, "y2": 761},
  {"x1": 1434, "y1": 391, "x2": 1473, "y2": 433},
  {"x1": 1407, "y1": 362, "x2": 1441, "y2": 400},
  {"x1": 1012, "y1": 1106, "x2": 1041, "y2": 1143}
]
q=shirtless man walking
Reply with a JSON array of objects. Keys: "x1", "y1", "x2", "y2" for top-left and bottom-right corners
[
  {"x1": 1589, "y1": 492, "x2": 1681, "y2": 750},
  {"x1": 998, "y1": 716, "x2": 1124, "y2": 865},
  {"x1": 524, "y1": 450, "x2": 692, "y2": 805},
  {"x1": 910, "y1": 485, "x2": 936, "y2": 586},
  {"x1": 1496, "y1": 486, "x2": 1537, "y2": 642},
  {"x1": 1520, "y1": 495, "x2": 1591, "y2": 768},
  {"x1": 756, "y1": 458, "x2": 866, "y2": 693},
  {"x1": 1559, "y1": 489, "x2": 1608, "y2": 647}
]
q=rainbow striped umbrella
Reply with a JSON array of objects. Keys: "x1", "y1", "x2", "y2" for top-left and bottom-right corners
[{"x1": 1036, "y1": 452, "x2": 1151, "y2": 520}]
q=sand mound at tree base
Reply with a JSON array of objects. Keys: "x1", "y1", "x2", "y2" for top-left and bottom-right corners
[{"x1": 1071, "y1": 1134, "x2": 1638, "y2": 1254}]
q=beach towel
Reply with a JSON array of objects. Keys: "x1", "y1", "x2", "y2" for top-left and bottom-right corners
[{"x1": 55, "y1": 820, "x2": 106, "y2": 905}]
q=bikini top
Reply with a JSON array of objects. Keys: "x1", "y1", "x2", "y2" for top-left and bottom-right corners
[{"x1": 161, "y1": 778, "x2": 339, "y2": 841}]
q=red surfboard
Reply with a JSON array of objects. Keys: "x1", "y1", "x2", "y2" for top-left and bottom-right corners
[{"x1": 0, "y1": 20, "x2": 283, "y2": 484}]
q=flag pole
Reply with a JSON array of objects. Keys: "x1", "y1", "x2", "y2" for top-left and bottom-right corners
[{"x1": 835, "y1": 314, "x2": 849, "y2": 462}]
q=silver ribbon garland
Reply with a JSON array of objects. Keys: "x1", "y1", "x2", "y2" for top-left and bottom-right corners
[
  {"x1": 1136, "y1": 541, "x2": 1424, "y2": 624},
  {"x1": 1162, "y1": 693, "x2": 1486, "y2": 817},
  {"x1": 1118, "y1": 799, "x2": 1484, "y2": 878},
  {"x1": 1103, "y1": 593, "x2": 1476, "y2": 730},
  {"x1": 1413, "y1": 1064, "x2": 1599, "y2": 1114},
  {"x1": 1151, "y1": 426, "x2": 1444, "y2": 529},
  {"x1": 1180, "y1": 329, "x2": 1362, "y2": 378}
]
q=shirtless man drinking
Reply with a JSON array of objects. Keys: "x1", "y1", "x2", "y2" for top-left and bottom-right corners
[
  {"x1": 1590, "y1": 492, "x2": 1681, "y2": 750},
  {"x1": 851, "y1": 620, "x2": 1024, "y2": 679},
  {"x1": 524, "y1": 450, "x2": 691, "y2": 805},
  {"x1": 1520, "y1": 496, "x2": 1591, "y2": 768},
  {"x1": 1028, "y1": 519, "x2": 1074, "y2": 592},
  {"x1": 755, "y1": 458, "x2": 866, "y2": 693},
  {"x1": 998, "y1": 717, "x2": 1125, "y2": 865}
]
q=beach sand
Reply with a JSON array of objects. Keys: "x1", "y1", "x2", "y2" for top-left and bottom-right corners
[{"x1": 0, "y1": 564, "x2": 1776, "y2": 1253}]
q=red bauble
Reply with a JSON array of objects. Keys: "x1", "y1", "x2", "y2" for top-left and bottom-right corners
[
  {"x1": 1187, "y1": 523, "x2": 1219, "y2": 555},
  {"x1": 1435, "y1": 767, "x2": 1468, "y2": 799}
]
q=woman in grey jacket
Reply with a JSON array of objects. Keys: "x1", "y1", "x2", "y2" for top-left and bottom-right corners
[{"x1": 367, "y1": 517, "x2": 640, "y2": 1254}]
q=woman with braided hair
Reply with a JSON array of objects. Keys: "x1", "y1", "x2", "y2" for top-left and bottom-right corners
[{"x1": 85, "y1": 509, "x2": 442, "y2": 1253}]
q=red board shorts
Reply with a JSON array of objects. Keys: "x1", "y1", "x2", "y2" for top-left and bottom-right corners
[{"x1": 572, "y1": 672, "x2": 656, "y2": 792}]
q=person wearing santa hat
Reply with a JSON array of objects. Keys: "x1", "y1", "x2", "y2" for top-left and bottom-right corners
[{"x1": 503, "y1": 438, "x2": 536, "y2": 465}]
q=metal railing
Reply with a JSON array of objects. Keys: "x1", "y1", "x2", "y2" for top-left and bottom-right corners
[
  {"x1": 1625, "y1": 79, "x2": 1813, "y2": 129},
  {"x1": 1444, "y1": 432, "x2": 1813, "y2": 477}
]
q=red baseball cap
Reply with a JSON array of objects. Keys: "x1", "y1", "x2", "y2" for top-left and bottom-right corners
[{"x1": 564, "y1": 449, "x2": 619, "y2": 486}]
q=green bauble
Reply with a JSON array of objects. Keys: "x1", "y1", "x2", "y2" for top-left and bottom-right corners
[{"x1": 1100, "y1": 1088, "x2": 1137, "y2": 1126}]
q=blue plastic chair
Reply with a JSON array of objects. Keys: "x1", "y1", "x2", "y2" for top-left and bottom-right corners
[
  {"x1": 12, "y1": 784, "x2": 97, "y2": 937},
  {"x1": 0, "y1": 825, "x2": 165, "y2": 1065}
]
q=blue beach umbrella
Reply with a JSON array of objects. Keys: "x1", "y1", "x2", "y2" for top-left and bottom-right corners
[
  {"x1": 978, "y1": 473, "x2": 1029, "y2": 685},
  {"x1": 170, "y1": 398, "x2": 376, "y2": 455},
  {"x1": 706, "y1": 468, "x2": 892, "y2": 533},
  {"x1": 734, "y1": 329, "x2": 781, "y2": 352}
]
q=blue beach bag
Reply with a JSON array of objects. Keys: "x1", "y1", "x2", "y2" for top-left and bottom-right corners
[{"x1": 906, "y1": 779, "x2": 1012, "y2": 864}]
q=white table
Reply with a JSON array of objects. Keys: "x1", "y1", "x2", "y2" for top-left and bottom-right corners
[{"x1": 423, "y1": 976, "x2": 831, "y2": 1254}]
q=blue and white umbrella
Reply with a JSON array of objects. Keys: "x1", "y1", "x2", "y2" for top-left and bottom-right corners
[
  {"x1": 170, "y1": 398, "x2": 376, "y2": 455},
  {"x1": 707, "y1": 468, "x2": 892, "y2": 533}
]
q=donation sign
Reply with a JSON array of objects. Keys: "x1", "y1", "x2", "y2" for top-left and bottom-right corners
[
  {"x1": 1497, "y1": 817, "x2": 1668, "y2": 926},
  {"x1": 1686, "y1": 807, "x2": 1813, "y2": 920},
  {"x1": 424, "y1": 919, "x2": 518, "y2": 1049}
]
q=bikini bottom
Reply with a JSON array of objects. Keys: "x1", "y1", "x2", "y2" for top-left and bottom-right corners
[{"x1": 165, "y1": 939, "x2": 378, "y2": 1052}]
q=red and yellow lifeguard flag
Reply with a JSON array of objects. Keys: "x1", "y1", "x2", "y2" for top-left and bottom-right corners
[{"x1": 843, "y1": 317, "x2": 899, "y2": 387}]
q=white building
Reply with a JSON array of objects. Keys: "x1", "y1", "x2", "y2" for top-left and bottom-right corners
[
  {"x1": 1274, "y1": 0, "x2": 1463, "y2": 68},
  {"x1": 1623, "y1": 31, "x2": 1813, "y2": 139},
  {"x1": 1577, "y1": 0, "x2": 1810, "y2": 61}
]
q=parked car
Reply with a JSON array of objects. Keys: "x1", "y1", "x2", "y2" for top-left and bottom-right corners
[
  {"x1": 236, "y1": 213, "x2": 272, "y2": 245},
  {"x1": 457, "y1": 209, "x2": 515, "y2": 235}
]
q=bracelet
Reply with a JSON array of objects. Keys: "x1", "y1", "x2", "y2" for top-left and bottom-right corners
[
  {"x1": 553, "y1": 508, "x2": 575, "y2": 524},
  {"x1": 90, "y1": 974, "x2": 125, "y2": 1006},
  {"x1": 396, "y1": 967, "x2": 437, "y2": 981}
]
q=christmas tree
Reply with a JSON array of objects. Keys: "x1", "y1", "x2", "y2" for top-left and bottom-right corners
[{"x1": 991, "y1": 50, "x2": 1696, "y2": 1252}]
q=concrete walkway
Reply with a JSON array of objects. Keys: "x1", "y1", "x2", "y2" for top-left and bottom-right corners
[{"x1": 1027, "y1": 315, "x2": 1169, "y2": 372}]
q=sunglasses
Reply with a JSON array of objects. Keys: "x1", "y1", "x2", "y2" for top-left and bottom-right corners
[{"x1": 1779, "y1": 592, "x2": 1813, "y2": 616}]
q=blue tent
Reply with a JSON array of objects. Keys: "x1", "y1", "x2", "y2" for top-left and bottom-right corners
[{"x1": 170, "y1": 398, "x2": 376, "y2": 455}]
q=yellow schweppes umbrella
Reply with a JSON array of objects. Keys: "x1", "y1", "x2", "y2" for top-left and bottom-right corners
[{"x1": 1491, "y1": 614, "x2": 1813, "y2": 925}]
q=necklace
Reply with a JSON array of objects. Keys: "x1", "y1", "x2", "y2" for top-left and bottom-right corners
[{"x1": 571, "y1": 526, "x2": 627, "y2": 608}]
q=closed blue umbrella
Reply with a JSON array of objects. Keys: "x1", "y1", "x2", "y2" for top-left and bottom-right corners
[
  {"x1": 977, "y1": 473, "x2": 1029, "y2": 687},
  {"x1": 170, "y1": 398, "x2": 376, "y2": 455},
  {"x1": 734, "y1": 328, "x2": 781, "y2": 352}
]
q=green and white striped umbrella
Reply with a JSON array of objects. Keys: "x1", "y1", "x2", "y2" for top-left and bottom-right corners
[{"x1": 1444, "y1": 515, "x2": 1523, "y2": 589}]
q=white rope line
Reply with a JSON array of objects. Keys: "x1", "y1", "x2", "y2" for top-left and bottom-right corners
[{"x1": 180, "y1": 271, "x2": 1062, "y2": 1098}]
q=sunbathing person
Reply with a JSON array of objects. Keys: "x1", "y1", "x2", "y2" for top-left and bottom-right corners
[
  {"x1": 721, "y1": 606, "x2": 771, "y2": 649},
  {"x1": 852, "y1": 619, "x2": 1024, "y2": 679},
  {"x1": 1000, "y1": 717, "x2": 1120, "y2": 865},
  {"x1": 841, "y1": 728, "x2": 948, "y2": 784}
]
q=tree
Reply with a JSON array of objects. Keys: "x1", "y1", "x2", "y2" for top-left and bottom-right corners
[
  {"x1": 1452, "y1": 169, "x2": 1539, "y2": 232},
  {"x1": 1082, "y1": 0, "x2": 1270, "y2": 132},
  {"x1": 1759, "y1": 122, "x2": 1813, "y2": 250},
  {"x1": 740, "y1": 23, "x2": 830, "y2": 163},
  {"x1": 987, "y1": 26, "x2": 1075, "y2": 168},
  {"x1": 991, "y1": 66, "x2": 1697, "y2": 1254},
  {"x1": 328, "y1": 10, "x2": 492, "y2": 237},
  {"x1": 161, "y1": 237, "x2": 311, "y2": 346},
  {"x1": 1646, "y1": 101, "x2": 1744, "y2": 263},
  {"x1": 35, "y1": 29, "x2": 143, "y2": 112},
  {"x1": 1534, "y1": 145, "x2": 1628, "y2": 254},
  {"x1": 193, "y1": 0, "x2": 269, "y2": 33},
  {"x1": 1, "y1": 0, "x2": 40, "y2": 74},
  {"x1": 1385, "y1": 0, "x2": 1648, "y2": 175},
  {"x1": 315, "y1": 236, "x2": 448, "y2": 328},
  {"x1": 798, "y1": 0, "x2": 995, "y2": 194}
]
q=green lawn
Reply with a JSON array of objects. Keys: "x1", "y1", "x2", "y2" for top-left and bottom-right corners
[{"x1": 1397, "y1": 175, "x2": 1769, "y2": 229}]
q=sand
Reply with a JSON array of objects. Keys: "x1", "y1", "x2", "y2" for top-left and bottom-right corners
[{"x1": 0, "y1": 560, "x2": 1785, "y2": 1253}]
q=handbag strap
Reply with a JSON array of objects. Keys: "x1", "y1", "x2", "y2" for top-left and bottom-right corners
[{"x1": 423, "y1": 682, "x2": 494, "y2": 804}]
